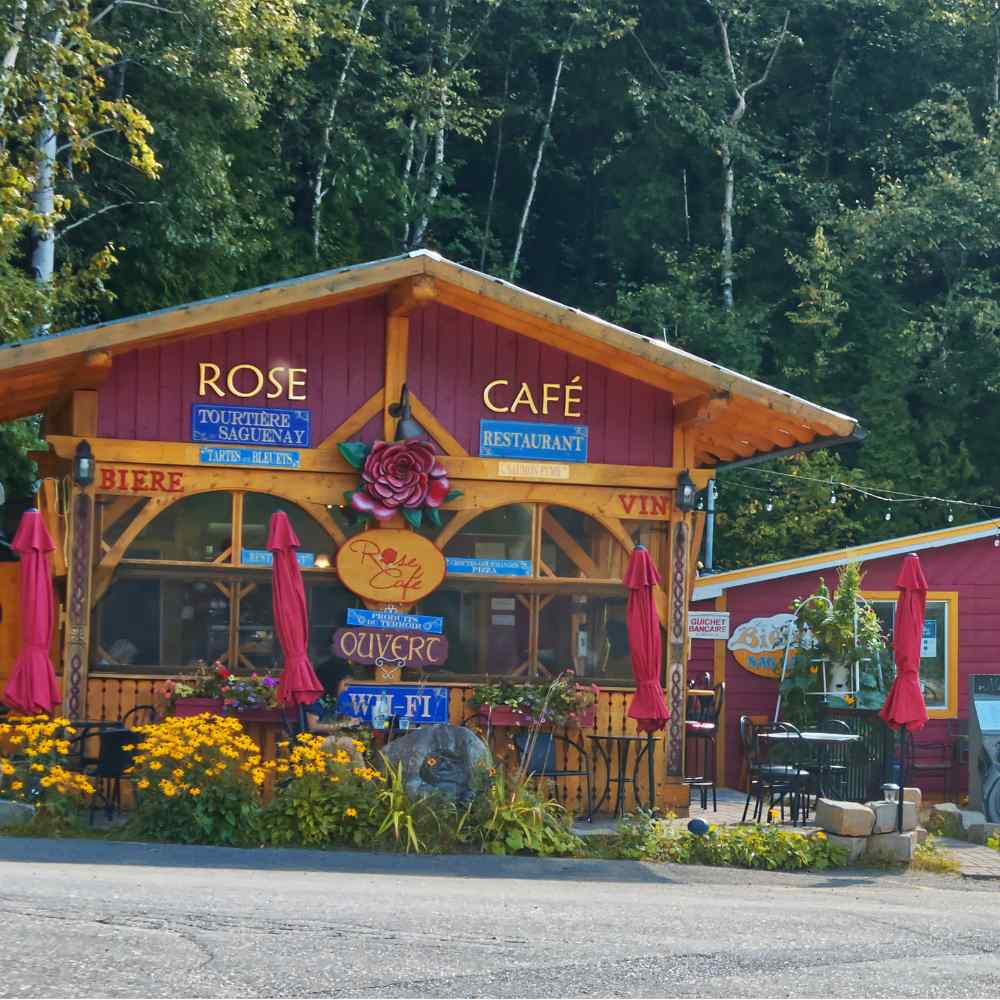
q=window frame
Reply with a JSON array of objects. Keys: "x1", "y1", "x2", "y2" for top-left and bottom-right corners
[{"x1": 862, "y1": 589, "x2": 959, "y2": 719}]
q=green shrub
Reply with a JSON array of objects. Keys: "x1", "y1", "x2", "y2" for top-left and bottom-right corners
[
  {"x1": 911, "y1": 835, "x2": 961, "y2": 875},
  {"x1": 459, "y1": 766, "x2": 584, "y2": 857},
  {"x1": 614, "y1": 811, "x2": 848, "y2": 871},
  {"x1": 987, "y1": 833, "x2": 999, "y2": 853}
]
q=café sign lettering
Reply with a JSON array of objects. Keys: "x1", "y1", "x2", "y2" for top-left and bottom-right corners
[
  {"x1": 335, "y1": 528, "x2": 446, "y2": 604},
  {"x1": 483, "y1": 376, "x2": 583, "y2": 417},
  {"x1": 332, "y1": 627, "x2": 448, "y2": 669},
  {"x1": 99, "y1": 466, "x2": 184, "y2": 493}
]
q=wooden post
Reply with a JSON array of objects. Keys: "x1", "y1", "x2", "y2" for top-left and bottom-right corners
[
  {"x1": 714, "y1": 592, "x2": 728, "y2": 786},
  {"x1": 384, "y1": 275, "x2": 436, "y2": 439}
]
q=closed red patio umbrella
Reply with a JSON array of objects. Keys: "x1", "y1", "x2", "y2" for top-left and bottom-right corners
[
  {"x1": 267, "y1": 511, "x2": 323, "y2": 707},
  {"x1": 880, "y1": 552, "x2": 929, "y2": 734},
  {"x1": 880, "y1": 552, "x2": 929, "y2": 831},
  {"x1": 625, "y1": 545, "x2": 670, "y2": 733},
  {"x1": 3, "y1": 510, "x2": 61, "y2": 715}
]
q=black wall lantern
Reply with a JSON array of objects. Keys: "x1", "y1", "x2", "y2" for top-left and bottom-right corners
[
  {"x1": 387, "y1": 384, "x2": 426, "y2": 442},
  {"x1": 73, "y1": 439, "x2": 95, "y2": 487},
  {"x1": 675, "y1": 469, "x2": 698, "y2": 512}
]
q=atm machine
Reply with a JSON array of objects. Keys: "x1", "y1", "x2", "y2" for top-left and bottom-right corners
[{"x1": 968, "y1": 674, "x2": 1000, "y2": 822}]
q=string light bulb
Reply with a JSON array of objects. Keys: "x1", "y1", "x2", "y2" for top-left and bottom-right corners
[
  {"x1": 994, "y1": 529, "x2": 1000, "y2": 548},
  {"x1": 765, "y1": 490, "x2": 775, "y2": 513},
  {"x1": 947, "y1": 506, "x2": 955, "y2": 524},
  {"x1": 884, "y1": 507, "x2": 892, "y2": 522},
  {"x1": 829, "y1": 487, "x2": 838, "y2": 505}
]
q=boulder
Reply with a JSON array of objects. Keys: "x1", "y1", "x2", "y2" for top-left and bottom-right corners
[
  {"x1": 928, "y1": 802, "x2": 963, "y2": 836},
  {"x1": 914, "y1": 826, "x2": 929, "y2": 844},
  {"x1": 826, "y1": 833, "x2": 867, "y2": 863},
  {"x1": 958, "y1": 809, "x2": 986, "y2": 832},
  {"x1": 866, "y1": 799, "x2": 918, "y2": 834},
  {"x1": 815, "y1": 798, "x2": 876, "y2": 838},
  {"x1": 964, "y1": 821, "x2": 1000, "y2": 846},
  {"x1": 381, "y1": 724, "x2": 491, "y2": 804},
  {"x1": 902, "y1": 787, "x2": 921, "y2": 807},
  {"x1": 0, "y1": 800, "x2": 35, "y2": 828},
  {"x1": 865, "y1": 830, "x2": 916, "y2": 863}
]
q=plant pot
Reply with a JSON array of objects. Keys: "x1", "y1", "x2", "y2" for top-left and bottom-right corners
[
  {"x1": 231, "y1": 706, "x2": 287, "y2": 724},
  {"x1": 172, "y1": 698, "x2": 224, "y2": 717}
]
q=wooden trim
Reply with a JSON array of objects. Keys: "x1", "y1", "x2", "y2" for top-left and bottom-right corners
[
  {"x1": 298, "y1": 501, "x2": 347, "y2": 548},
  {"x1": 384, "y1": 315, "x2": 408, "y2": 440},
  {"x1": 231, "y1": 492, "x2": 245, "y2": 567},
  {"x1": 387, "y1": 275, "x2": 437, "y2": 317},
  {"x1": 541, "y1": 510, "x2": 601, "y2": 579},
  {"x1": 50, "y1": 434, "x2": 711, "y2": 490},
  {"x1": 433, "y1": 509, "x2": 481, "y2": 550},
  {"x1": 862, "y1": 590, "x2": 960, "y2": 720},
  {"x1": 409, "y1": 394, "x2": 469, "y2": 457},
  {"x1": 315, "y1": 390, "x2": 385, "y2": 452},
  {"x1": 714, "y1": 592, "x2": 727, "y2": 785},
  {"x1": 92, "y1": 496, "x2": 173, "y2": 602},
  {"x1": 99, "y1": 495, "x2": 144, "y2": 539}
]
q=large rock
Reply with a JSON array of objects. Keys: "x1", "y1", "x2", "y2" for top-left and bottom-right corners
[
  {"x1": 826, "y1": 833, "x2": 867, "y2": 863},
  {"x1": 914, "y1": 826, "x2": 929, "y2": 845},
  {"x1": 381, "y1": 724, "x2": 491, "y2": 804},
  {"x1": 866, "y1": 799, "x2": 918, "y2": 834},
  {"x1": 0, "y1": 800, "x2": 35, "y2": 828},
  {"x1": 965, "y1": 821, "x2": 1000, "y2": 846},
  {"x1": 928, "y1": 802, "x2": 963, "y2": 836},
  {"x1": 902, "y1": 787, "x2": 922, "y2": 807},
  {"x1": 958, "y1": 809, "x2": 986, "y2": 832},
  {"x1": 865, "y1": 830, "x2": 916, "y2": 863},
  {"x1": 815, "y1": 798, "x2": 876, "y2": 837}
]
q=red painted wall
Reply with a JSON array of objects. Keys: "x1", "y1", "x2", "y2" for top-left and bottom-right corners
[
  {"x1": 698, "y1": 536, "x2": 1000, "y2": 797},
  {"x1": 97, "y1": 298, "x2": 386, "y2": 445},
  {"x1": 97, "y1": 298, "x2": 673, "y2": 465},
  {"x1": 407, "y1": 304, "x2": 673, "y2": 466}
]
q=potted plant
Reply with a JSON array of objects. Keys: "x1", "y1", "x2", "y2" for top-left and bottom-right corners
[
  {"x1": 158, "y1": 661, "x2": 284, "y2": 721},
  {"x1": 470, "y1": 673, "x2": 599, "y2": 728},
  {"x1": 780, "y1": 562, "x2": 891, "y2": 728}
]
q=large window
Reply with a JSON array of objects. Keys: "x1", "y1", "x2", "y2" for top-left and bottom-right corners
[
  {"x1": 93, "y1": 491, "x2": 350, "y2": 674},
  {"x1": 866, "y1": 592, "x2": 958, "y2": 718},
  {"x1": 91, "y1": 493, "x2": 665, "y2": 686}
]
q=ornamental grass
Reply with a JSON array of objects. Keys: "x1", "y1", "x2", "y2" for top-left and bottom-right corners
[{"x1": 0, "y1": 715, "x2": 95, "y2": 830}]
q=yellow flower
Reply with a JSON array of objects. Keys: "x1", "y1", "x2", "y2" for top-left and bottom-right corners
[
  {"x1": 137, "y1": 778, "x2": 150, "y2": 790},
  {"x1": 815, "y1": 831, "x2": 827, "y2": 840},
  {"x1": 149, "y1": 761, "x2": 162, "y2": 771},
  {"x1": 344, "y1": 807, "x2": 358, "y2": 818},
  {"x1": 172, "y1": 769, "x2": 184, "y2": 780},
  {"x1": 809, "y1": 665, "x2": 819, "y2": 674},
  {"x1": 426, "y1": 757, "x2": 438, "y2": 767},
  {"x1": 769, "y1": 807, "x2": 780, "y2": 820},
  {"x1": 29, "y1": 762, "x2": 45, "y2": 773},
  {"x1": 844, "y1": 695, "x2": 856, "y2": 705},
  {"x1": 189, "y1": 787, "x2": 201, "y2": 797},
  {"x1": 10, "y1": 781, "x2": 23, "y2": 791}
]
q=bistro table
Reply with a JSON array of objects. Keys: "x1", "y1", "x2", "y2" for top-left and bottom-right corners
[
  {"x1": 588, "y1": 733, "x2": 660, "y2": 818},
  {"x1": 758, "y1": 729, "x2": 861, "y2": 799}
]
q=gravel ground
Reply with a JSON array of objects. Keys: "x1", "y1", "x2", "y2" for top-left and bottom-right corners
[{"x1": 0, "y1": 837, "x2": 998, "y2": 999}]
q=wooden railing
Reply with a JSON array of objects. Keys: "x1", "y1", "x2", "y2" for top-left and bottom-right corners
[{"x1": 85, "y1": 675, "x2": 670, "y2": 815}]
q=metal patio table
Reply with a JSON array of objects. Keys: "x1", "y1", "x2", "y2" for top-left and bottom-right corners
[
  {"x1": 758, "y1": 730, "x2": 861, "y2": 799},
  {"x1": 588, "y1": 733, "x2": 659, "y2": 818}
]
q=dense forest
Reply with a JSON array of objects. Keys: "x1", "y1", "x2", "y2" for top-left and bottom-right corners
[{"x1": 2, "y1": 0, "x2": 999, "y2": 568}]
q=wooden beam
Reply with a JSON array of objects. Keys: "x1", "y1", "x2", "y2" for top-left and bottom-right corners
[
  {"x1": 314, "y1": 390, "x2": 385, "y2": 452},
  {"x1": 386, "y1": 275, "x2": 437, "y2": 317},
  {"x1": 674, "y1": 392, "x2": 731, "y2": 428},
  {"x1": 384, "y1": 315, "x2": 408, "y2": 440},
  {"x1": 409, "y1": 393, "x2": 469, "y2": 456},
  {"x1": 541, "y1": 510, "x2": 601, "y2": 578}
]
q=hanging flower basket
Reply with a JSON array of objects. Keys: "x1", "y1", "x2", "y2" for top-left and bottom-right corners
[
  {"x1": 172, "y1": 697, "x2": 224, "y2": 717},
  {"x1": 475, "y1": 705, "x2": 597, "y2": 729}
]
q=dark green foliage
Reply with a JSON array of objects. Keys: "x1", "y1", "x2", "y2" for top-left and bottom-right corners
[{"x1": 2, "y1": 0, "x2": 999, "y2": 561}]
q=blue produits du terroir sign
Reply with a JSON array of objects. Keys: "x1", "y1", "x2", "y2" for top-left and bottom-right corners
[
  {"x1": 347, "y1": 608, "x2": 444, "y2": 635},
  {"x1": 199, "y1": 446, "x2": 300, "y2": 470},
  {"x1": 241, "y1": 548, "x2": 315, "y2": 568},
  {"x1": 479, "y1": 419, "x2": 588, "y2": 463},
  {"x1": 338, "y1": 685, "x2": 450, "y2": 725},
  {"x1": 191, "y1": 403, "x2": 311, "y2": 448},
  {"x1": 446, "y1": 557, "x2": 532, "y2": 577}
]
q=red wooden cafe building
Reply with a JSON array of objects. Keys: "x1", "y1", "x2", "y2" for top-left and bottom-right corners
[{"x1": 0, "y1": 251, "x2": 859, "y2": 813}]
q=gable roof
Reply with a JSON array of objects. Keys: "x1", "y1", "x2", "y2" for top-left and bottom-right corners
[
  {"x1": 0, "y1": 250, "x2": 859, "y2": 463},
  {"x1": 693, "y1": 520, "x2": 998, "y2": 600}
]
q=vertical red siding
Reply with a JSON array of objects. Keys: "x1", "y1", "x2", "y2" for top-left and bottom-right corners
[
  {"x1": 407, "y1": 303, "x2": 674, "y2": 465},
  {"x1": 706, "y1": 536, "x2": 1000, "y2": 795},
  {"x1": 97, "y1": 299, "x2": 386, "y2": 444}
]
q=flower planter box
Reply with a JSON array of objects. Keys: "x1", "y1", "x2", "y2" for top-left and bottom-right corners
[
  {"x1": 171, "y1": 699, "x2": 287, "y2": 724},
  {"x1": 172, "y1": 698, "x2": 224, "y2": 717},
  {"x1": 475, "y1": 705, "x2": 596, "y2": 729}
]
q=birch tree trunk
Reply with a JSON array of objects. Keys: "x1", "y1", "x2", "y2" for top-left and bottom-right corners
[
  {"x1": 720, "y1": 141, "x2": 735, "y2": 311},
  {"x1": 509, "y1": 38, "x2": 568, "y2": 281},
  {"x1": 479, "y1": 46, "x2": 511, "y2": 270},
  {"x1": 0, "y1": 0, "x2": 27, "y2": 127},
  {"x1": 311, "y1": 0, "x2": 371, "y2": 260},
  {"x1": 31, "y1": 28, "x2": 64, "y2": 286}
]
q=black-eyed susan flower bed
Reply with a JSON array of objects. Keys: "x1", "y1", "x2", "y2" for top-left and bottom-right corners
[{"x1": 0, "y1": 715, "x2": 95, "y2": 831}]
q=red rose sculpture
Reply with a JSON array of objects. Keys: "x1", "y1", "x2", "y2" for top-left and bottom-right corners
[{"x1": 347, "y1": 440, "x2": 451, "y2": 522}]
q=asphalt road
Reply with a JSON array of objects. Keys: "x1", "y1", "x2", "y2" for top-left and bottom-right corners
[{"x1": 0, "y1": 838, "x2": 998, "y2": 999}]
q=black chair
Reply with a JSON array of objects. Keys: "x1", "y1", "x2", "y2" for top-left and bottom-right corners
[
  {"x1": 683, "y1": 682, "x2": 724, "y2": 811},
  {"x1": 121, "y1": 704, "x2": 158, "y2": 728},
  {"x1": 805, "y1": 717, "x2": 853, "y2": 804},
  {"x1": 87, "y1": 728, "x2": 138, "y2": 823},
  {"x1": 739, "y1": 717, "x2": 811, "y2": 825},
  {"x1": 514, "y1": 730, "x2": 594, "y2": 822}
]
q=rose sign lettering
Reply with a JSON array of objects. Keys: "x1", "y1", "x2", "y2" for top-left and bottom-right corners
[
  {"x1": 335, "y1": 529, "x2": 447, "y2": 605},
  {"x1": 349, "y1": 539, "x2": 425, "y2": 603}
]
